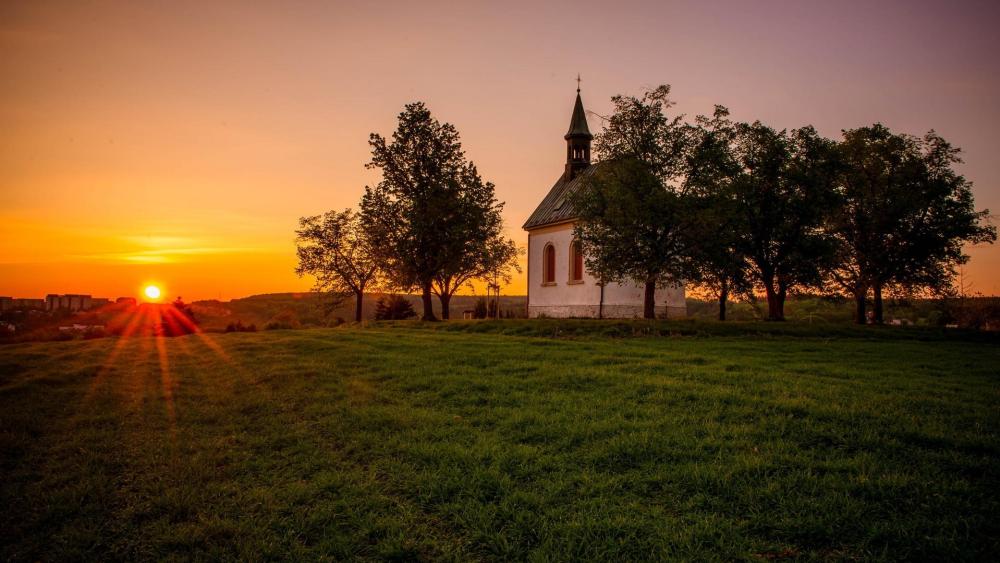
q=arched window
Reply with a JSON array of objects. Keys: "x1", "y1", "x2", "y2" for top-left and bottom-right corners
[
  {"x1": 569, "y1": 240, "x2": 584, "y2": 282},
  {"x1": 543, "y1": 244, "x2": 556, "y2": 284}
]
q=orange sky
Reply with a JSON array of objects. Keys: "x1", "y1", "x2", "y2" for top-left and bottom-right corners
[{"x1": 2, "y1": 0, "x2": 999, "y2": 300}]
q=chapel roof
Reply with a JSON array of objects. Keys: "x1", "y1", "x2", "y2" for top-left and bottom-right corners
[{"x1": 522, "y1": 161, "x2": 607, "y2": 230}]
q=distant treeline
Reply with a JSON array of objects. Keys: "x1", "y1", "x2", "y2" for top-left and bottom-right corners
[{"x1": 181, "y1": 293, "x2": 1000, "y2": 332}]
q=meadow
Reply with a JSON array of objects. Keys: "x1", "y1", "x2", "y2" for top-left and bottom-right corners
[{"x1": 1, "y1": 321, "x2": 998, "y2": 561}]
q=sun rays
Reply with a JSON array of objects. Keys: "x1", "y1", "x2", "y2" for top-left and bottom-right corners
[{"x1": 82, "y1": 301, "x2": 238, "y2": 437}]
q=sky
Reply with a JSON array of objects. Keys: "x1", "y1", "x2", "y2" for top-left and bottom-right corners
[{"x1": 2, "y1": 0, "x2": 999, "y2": 300}]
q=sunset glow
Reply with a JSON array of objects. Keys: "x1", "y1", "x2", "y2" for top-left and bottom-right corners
[{"x1": 2, "y1": 0, "x2": 998, "y2": 298}]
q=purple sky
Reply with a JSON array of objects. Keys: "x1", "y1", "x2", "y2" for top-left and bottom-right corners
[{"x1": 2, "y1": 0, "x2": 999, "y2": 297}]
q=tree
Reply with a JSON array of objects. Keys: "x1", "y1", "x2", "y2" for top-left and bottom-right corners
[
  {"x1": 830, "y1": 125, "x2": 995, "y2": 323},
  {"x1": 893, "y1": 131, "x2": 995, "y2": 303},
  {"x1": 361, "y1": 102, "x2": 506, "y2": 320},
  {"x1": 685, "y1": 106, "x2": 752, "y2": 321},
  {"x1": 726, "y1": 122, "x2": 839, "y2": 321},
  {"x1": 374, "y1": 294, "x2": 416, "y2": 320},
  {"x1": 827, "y1": 125, "x2": 913, "y2": 323},
  {"x1": 295, "y1": 209, "x2": 380, "y2": 322},
  {"x1": 429, "y1": 171, "x2": 511, "y2": 320},
  {"x1": 480, "y1": 236, "x2": 522, "y2": 320},
  {"x1": 570, "y1": 85, "x2": 696, "y2": 319}
]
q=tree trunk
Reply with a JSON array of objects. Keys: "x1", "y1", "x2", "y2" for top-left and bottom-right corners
[
  {"x1": 420, "y1": 282, "x2": 437, "y2": 321},
  {"x1": 439, "y1": 292, "x2": 451, "y2": 320},
  {"x1": 718, "y1": 279, "x2": 729, "y2": 321},
  {"x1": 764, "y1": 282, "x2": 785, "y2": 321},
  {"x1": 873, "y1": 281, "x2": 884, "y2": 324},
  {"x1": 354, "y1": 290, "x2": 364, "y2": 323},
  {"x1": 643, "y1": 280, "x2": 656, "y2": 319},
  {"x1": 777, "y1": 286, "x2": 787, "y2": 321},
  {"x1": 853, "y1": 288, "x2": 867, "y2": 325},
  {"x1": 598, "y1": 283, "x2": 605, "y2": 319}
]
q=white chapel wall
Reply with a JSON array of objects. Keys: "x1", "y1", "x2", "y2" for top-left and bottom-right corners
[{"x1": 527, "y1": 222, "x2": 686, "y2": 318}]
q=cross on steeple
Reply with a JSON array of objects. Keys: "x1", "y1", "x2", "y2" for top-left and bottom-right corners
[{"x1": 576, "y1": 73, "x2": 581, "y2": 93}]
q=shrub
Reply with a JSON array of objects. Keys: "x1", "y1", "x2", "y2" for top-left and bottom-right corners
[
  {"x1": 265, "y1": 308, "x2": 301, "y2": 330},
  {"x1": 225, "y1": 321, "x2": 257, "y2": 333},
  {"x1": 375, "y1": 295, "x2": 416, "y2": 320},
  {"x1": 473, "y1": 298, "x2": 488, "y2": 319},
  {"x1": 82, "y1": 327, "x2": 106, "y2": 340},
  {"x1": 53, "y1": 329, "x2": 74, "y2": 341}
]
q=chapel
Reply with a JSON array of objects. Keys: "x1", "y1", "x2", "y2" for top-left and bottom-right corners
[{"x1": 522, "y1": 87, "x2": 686, "y2": 318}]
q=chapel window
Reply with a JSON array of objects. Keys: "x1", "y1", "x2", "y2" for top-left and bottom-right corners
[
  {"x1": 570, "y1": 240, "x2": 584, "y2": 282},
  {"x1": 543, "y1": 244, "x2": 556, "y2": 284}
]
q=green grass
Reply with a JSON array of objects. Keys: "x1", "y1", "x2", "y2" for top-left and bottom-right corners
[{"x1": 1, "y1": 322, "x2": 998, "y2": 561}]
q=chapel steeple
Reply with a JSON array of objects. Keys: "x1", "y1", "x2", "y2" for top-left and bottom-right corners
[{"x1": 564, "y1": 76, "x2": 592, "y2": 181}]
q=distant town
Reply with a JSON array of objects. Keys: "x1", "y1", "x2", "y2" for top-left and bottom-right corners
[
  {"x1": 0, "y1": 294, "x2": 136, "y2": 313},
  {"x1": 0, "y1": 294, "x2": 146, "y2": 339}
]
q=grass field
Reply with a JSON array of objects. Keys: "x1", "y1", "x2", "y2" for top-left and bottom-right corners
[{"x1": 1, "y1": 322, "x2": 998, "y2": 561}]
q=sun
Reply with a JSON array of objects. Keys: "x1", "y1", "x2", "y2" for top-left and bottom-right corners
[{"x1": 143, "y1": 285, "x2": 162, "y2": 300}]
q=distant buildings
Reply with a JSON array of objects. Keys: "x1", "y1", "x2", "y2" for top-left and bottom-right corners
[
  {"x1": 46, "y1": 294, "x2": 92, "y2": 312},
  {"x1": 0, "y1": 294, "x2": 117, "y2": 313},
  {"x1": 43, "y1": 294, "x2": 115, "y2": 311},
  {"x1": 0, "y1": 297, "x2": 46, "y2": 312}
]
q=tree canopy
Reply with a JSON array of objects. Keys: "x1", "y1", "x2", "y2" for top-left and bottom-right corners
[
  {"x1": 570, "y1": 85, "x2": 696, "y2": 318},
  {"x1": 829, "y1": 125, "x2": 996, "y2": 323},
  {"x1": 361, "y1": 102, "x2": 515, "y2": 320},
  {"x1": 684, "y1": 106, "x2": 752, "y2": 320},
  {"x1": 295, "y1": 209, "x2": 380, "y2": 322},
  {"x1": 720, "y1": 122, "x2": 840, "y2": 320}
]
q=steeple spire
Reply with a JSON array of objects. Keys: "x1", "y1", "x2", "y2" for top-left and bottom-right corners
[
  {"x1": 566, "y1": 81, "x2": 592, "y2": 139},
  {"x1": 564, "y1": 78, "x2": 592, "y2": 180}
]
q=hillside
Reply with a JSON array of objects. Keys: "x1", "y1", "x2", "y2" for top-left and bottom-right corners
[
  {"x1": 186, "y1": 291, "x2": 994, "y2": 332},
  {"x1": 190, "y1": 292, "x2": 528, "y2": 330}
]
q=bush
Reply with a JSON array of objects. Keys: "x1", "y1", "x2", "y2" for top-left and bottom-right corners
[
  {"x1": 265, "y1": 308, "x2": 301, "y2": 330},
  {"x1": 82, "y1": 327, "x2": 106, "y2": 340},
  {"x1": 225, "y1": 321, "x2": 257, "y2": 333},
  {"x1": 375, "y1": 295, "x2": 416, "y2": 320},
  {"x1": 53, "y1": 329, "x2": 74, "y2": 341},
  {"x1": 473, "y1": 297, "x2": 505, "y2": 319},
  {"x1": 473, "y1": 298, "x2": 488, "y2": 319}
]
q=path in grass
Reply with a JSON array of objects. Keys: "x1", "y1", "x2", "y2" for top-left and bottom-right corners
[{"x1": 1, "y1": 326, "x2": 998, "y2": 561}]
